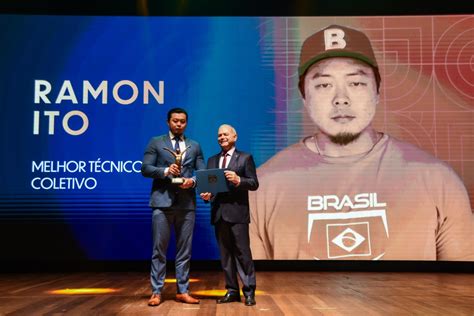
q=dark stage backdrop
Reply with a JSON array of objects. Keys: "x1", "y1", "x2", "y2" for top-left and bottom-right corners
[{"x1": 0, "y1": 15, "x2": 472, "y2": 262}]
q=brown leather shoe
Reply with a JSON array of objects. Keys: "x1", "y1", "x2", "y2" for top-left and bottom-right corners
[
  {"x1": 175, "y1": 293, "x2": 200, "y2": 304},
  {"x1": 148, "y1": 293, "x2": 161, "y2": 306}
]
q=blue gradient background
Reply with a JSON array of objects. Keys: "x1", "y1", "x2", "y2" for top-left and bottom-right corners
[{"x1": 0, "y1": 16, "x2": 276, "y2": 260}]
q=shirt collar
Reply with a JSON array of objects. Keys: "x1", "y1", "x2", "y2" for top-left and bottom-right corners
[
  {"x1": 169, "y1": 131, "x2": 184, "y2": 141},
  {"x1": 223, "y1": 147, "x2": 236, "y2": 156}
]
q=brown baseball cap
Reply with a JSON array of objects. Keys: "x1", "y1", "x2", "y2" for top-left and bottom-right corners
[{"x1": 298, "y1": 24, "x2": 381, "y2": 93}]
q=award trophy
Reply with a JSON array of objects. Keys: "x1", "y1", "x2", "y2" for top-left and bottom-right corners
[{"x1": 163, "y1": 145, "x2": 191, "y2": 184}]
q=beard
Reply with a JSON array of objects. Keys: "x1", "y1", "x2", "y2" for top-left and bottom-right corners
[{"x1": 328, "y1": 132, "x2": 361, "y2": 145}]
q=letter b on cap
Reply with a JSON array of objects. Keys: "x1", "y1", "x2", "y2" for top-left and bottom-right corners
[{"x1": 324, "y1": 28, "x2": 346, "y2": 50}]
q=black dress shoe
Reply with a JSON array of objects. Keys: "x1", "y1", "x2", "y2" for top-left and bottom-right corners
[
  {"x1": 216, "y1": 292, "x2": 241, "y2": 304},
  {"x1": 245, "y1": 295, "x2": 256, "y2": 306}
]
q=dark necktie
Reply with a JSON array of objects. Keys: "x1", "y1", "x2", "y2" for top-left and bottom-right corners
[
  {"x1": 221, "y1": 152, "x2": 228, "y2": 169},
  {"x1": 173, "y1": 136, "x2": 180, "y2": 153}
]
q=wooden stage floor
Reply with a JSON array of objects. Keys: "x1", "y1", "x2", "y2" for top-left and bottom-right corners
[{"x1": 0, "y1": 271, "x2": 473, "y2": 315}]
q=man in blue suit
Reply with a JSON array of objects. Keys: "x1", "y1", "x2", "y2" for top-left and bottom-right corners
[
  {"x1": 200, "y1": 124, "x2": 259, "y2": 306},
  {"x1": 141, "y1": 108, "x2": 205, "y2": 306}
]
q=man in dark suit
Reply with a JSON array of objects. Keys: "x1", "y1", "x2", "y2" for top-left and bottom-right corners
[
  {"x1": 200, "y1": 124, "x2": 259, "y2": 306},
  {"x1": 141, "y1": 108, "x2": 205, "y2": 306}
]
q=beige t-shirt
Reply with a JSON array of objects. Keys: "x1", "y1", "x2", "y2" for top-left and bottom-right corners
[{"x1": 249, "y1": 134, "x2": 473, "y2": 261}]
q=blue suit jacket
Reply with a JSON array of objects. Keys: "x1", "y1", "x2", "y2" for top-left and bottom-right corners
[{"x1": 141, "y1": 134, "x2": 205, "y2": 209}]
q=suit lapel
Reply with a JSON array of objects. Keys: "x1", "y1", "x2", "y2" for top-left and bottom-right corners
[
  {"x1": 160, "y1": 135, "x2": 175, "y2": 164},
  {"x1": 227, "y1": 150, "x2": 239, "y2": 170},
  {"x1": 181, "y1": 137, "x2": 192, "y2": 166},
  {"x1": 164, "y1": 134, "x2": 173, "y2": 151},
  {"x1": 210, "y1": 154, "x2": 219, "y2": 169}
]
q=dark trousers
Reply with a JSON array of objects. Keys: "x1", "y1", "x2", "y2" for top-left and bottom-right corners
[
  {"x1": 151, "y1": 208, "x2": 195, "y2": 294},
  {"x1": 215, "y1": 219, "x2": 256, "y2": 297}
]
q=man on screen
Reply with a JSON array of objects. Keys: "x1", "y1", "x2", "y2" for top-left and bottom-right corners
[
  {"x1": 249, "y1": 24, "x2": 473, "y2": 261},
  {"x1": 141, "y1": 107, "x2": 205, "y2": 306}
]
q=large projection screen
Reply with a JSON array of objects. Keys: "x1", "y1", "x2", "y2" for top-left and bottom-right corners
[{"x1": 0, "y1": 15, "x2": 472, "y2": 261}]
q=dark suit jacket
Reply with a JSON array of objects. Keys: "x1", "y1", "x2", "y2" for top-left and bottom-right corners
[
  {"x1": 208, "y1": 149, "x2": 259, "y2": 224},
  {"x1": 141, "y1": 134, "x2": 205, "y2": 209}
]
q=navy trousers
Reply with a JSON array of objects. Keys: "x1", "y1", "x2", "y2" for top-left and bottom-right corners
[
  {"x1": 215, "y1": 220, "x2": 256, "y2": 297},
  {"x1": 151, "y1": 208, "x2": 195, "y2": 294}
]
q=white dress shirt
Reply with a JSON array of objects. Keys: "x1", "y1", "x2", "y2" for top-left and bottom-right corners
[
  {"x1": 219, "y1": 147, "x2": 235, "y2": 169},
  {"x1": 164, "y1": 132, "x2": 187, "y2": 176}
]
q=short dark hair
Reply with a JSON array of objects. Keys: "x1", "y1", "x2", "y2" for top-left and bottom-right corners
[{"x1": 167, "y1": 108, "x2": 188, "y2": 121}]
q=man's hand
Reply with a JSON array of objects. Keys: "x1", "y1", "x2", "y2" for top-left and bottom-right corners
[
  {"x1": 200, "y1": 192, "x2": 212, "y2": 201},
  {"x1": 179, "y1": 178, "x2": 194, "y2": 189},
  {"x1": 169, "y1": 163, "x2": 181, "y2": 176},
  {"x1": 224, "y1": 170, "x2": 240, "y2": 186}
]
